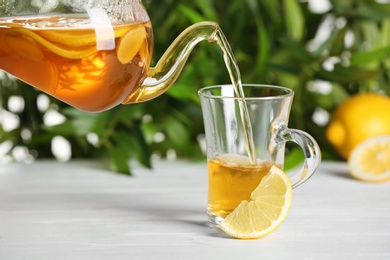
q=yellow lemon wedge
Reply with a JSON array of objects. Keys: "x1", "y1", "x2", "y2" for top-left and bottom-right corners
[
  {"x1": 220, "y1": 166, "x2": 292, "y2": 239},
  {"x1": 348, "y1": 136, "x2": 390, "y2": 182},
  {"x1": 36, "y1": 29, "x2": 97, "y2": 47},
  {"x1": 117, "y1": 25, "x2": 146, "y2": 64},
  {"x1": 35, "y1": 26, "x2": 130, "y2": 47},
  {"x1": 10, "y1": 28, "x2": 97, "y2": 59}
]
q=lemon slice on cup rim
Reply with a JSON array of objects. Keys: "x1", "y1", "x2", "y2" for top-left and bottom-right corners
[
  {"x1": 348, "y1": 136, "x2": 390, "y2": 182},
  {"x1": 220, "y1": 165, "x2": 293, "y2": 239}
]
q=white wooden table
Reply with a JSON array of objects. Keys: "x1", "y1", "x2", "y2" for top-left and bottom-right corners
[{"x1": 0, "y1": 160, "x2": 389, "y2": 260}]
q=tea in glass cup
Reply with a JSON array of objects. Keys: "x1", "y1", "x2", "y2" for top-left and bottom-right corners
[
  {"x1": 199, "y1": 84, "x2": 321, "y2": 225},
  {"x1": 207, "y1": 154, "x2": 280, "y2": 219}
]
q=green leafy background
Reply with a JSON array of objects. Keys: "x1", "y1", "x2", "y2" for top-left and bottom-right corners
[{"x1": 1, "y1": 0, "x2": 390, "y2": 174}]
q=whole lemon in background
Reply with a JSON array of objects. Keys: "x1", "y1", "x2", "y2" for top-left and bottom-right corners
[{"x1": 326, "y1": 93, "x2": 390, "y2": 160}]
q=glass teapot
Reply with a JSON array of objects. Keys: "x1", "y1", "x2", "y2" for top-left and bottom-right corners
[{"x1": 0, "y1": 0, "x2": 220, "y2": 112}]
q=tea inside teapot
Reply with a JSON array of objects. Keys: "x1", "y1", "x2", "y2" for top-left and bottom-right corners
[{"x1": 0, "y1": 11, "x2": 153, "y2": 112}]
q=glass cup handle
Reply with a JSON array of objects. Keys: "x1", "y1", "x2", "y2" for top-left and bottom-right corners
[{"x1": 275, "y1": 127, "x2": 321, "y2": 189}]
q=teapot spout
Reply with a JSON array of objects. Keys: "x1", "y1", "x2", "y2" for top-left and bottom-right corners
[{"x1": 122, "y1": 21, "x2": 219, "y2": 104}]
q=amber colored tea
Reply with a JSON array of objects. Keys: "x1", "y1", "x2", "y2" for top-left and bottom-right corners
[
  {"x1": 207, "y1": 154, "x2": 278, "y2": 218},
  {"x1": 0, "y1": 15, "x2": 153, "y2": 112}
]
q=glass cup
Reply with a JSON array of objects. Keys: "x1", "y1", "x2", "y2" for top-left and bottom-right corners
[{"x1": 198, "y1": 84, "x2": 321, "y2": 226}]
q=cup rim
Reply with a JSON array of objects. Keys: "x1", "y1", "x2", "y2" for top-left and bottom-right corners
[{"x1": 198, "y1": 84, "x2": 294, "y2": 100}]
